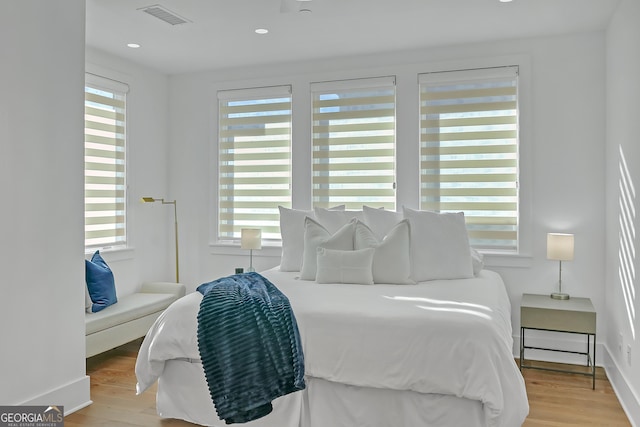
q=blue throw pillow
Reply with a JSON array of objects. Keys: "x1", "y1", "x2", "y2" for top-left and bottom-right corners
[{"x1": 85, "y1": 250, "x2": 117, "y2": 313}]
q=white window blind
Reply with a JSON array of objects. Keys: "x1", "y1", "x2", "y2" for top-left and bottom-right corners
[
  {"x1": 419, "y1": 66, "x2": 519, "y2": 251},
  {"x1": 218, "y1": 85, "x2": 292, "y2": 240},
  {"x1": 84, "y1": 73, "x2": 128, "y2": 249},
  {"x1": 311, "y1": 76, "x2": 396, "y2": 210}
]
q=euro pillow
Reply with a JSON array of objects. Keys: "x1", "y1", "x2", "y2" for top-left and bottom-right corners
[
  {"x1": 362, "y1": 206, "x2": 403, "y2": 240},
  {"x1": 279, "y1": 206, "x2": 314, "y2": 271},
  {"x1": 314, "y1": 207, "x2": 365, "y2": 235},
  {"x1": 403, "y1": 208, "x2": 474, "y2": 281},
  {"x1": 300, "y1": 217, "x2": 356, "y2": 280},
  {"x1": 85, "y1": 250, "x2": 117, "y2": 313},
  {"x1": 279, "y1": 205, "x2": 345, "y2": 272},
  {"x1": 354, "y1": 219, "x2": 414, "y2": 284},
  {"x1": 316, "y1": 247, "x2": 375, "y2": 285}
]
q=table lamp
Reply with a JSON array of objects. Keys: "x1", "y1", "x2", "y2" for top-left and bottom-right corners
[
  {"x1": 241, "y1": 228, "x2": 262, "y2": 272},
  {"x1": 547, "y1": 232, "x2": 574, "y2": 300}
]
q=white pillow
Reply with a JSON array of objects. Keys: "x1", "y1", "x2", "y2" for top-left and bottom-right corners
[
  {"x1": 85, "y1": 285, "x2": 92, "y2": 313},
  {"x1": 316, "y1": 248, "x2": 375, "y2": 285},
  {"x1": 354, "y1": 220, "x2": 414, "y2": 285},
  {"x1": 471, "y1": 248, "x2": 484, "y2": 275},
  {"x1": 279, "y1": 205, "x2": 344, "y2": 271},
  {"x1": 403, "y1": 207, "x2": 474, "y2": 281},
  {"x1": 300, "y1": 217, "x2": 356, "y2": 280},
  {"x1": 314, "y1": 207, "x2": 365, "y2": 235},
  {"x1": 279, "y1": 206, "x2": 313, "y2": 271},
  {"x1": 362, "y1": 206, "x2": 403, "y2": 240}
]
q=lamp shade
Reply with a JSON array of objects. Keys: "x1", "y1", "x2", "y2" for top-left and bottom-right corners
[
  {"x1": 547, "y1": 233, "x2": 574, "y2": 261},
  {"x1": 241, "y1": 228, "x2": 262, "y2": 250}
]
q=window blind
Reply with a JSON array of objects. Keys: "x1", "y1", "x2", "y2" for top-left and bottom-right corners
[
  {"x1": 419, "y1": 66, "x2": 519, "y2": 251},
  {"x1": 84, "y1": 73, "x2": 128, "y2": 249},
  {"x1": 311, "y1": 76, "x2": 396, "y2": 210},
  {"x1": 218, "y1": 85, "x2": 292, "y2": 240}
]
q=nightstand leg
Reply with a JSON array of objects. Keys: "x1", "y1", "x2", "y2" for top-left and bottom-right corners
[
  {"x1": 593, "y1": 334, "x2": 596, "y2": 390},
  {"x1": 520, "y1": 327, "x2": 524, "y2": 371}
]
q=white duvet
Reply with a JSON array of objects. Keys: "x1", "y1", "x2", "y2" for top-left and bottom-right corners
[{"x1": 136, "y1": 268, "x2": 528, "y2": 427}]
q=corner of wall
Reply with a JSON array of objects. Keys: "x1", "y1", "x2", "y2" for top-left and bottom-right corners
[{"x1": 603, "y1": 345, "x2": 640, "y2": 426}]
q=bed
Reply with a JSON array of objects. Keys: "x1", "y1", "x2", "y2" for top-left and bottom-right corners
[{"x1": 135, "y1": 207, "x2": 529, "y2": 427}]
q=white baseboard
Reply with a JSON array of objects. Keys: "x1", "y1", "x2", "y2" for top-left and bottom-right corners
[
  {"x1": 513, "y1": 333, "x2": 639, "y2": 426},
  {"x1": 603, "y1": 345, "x2": 640, "y2": 427},
  {"x1": 20, "y1": 375, "x2": 92, "y2": 416}
]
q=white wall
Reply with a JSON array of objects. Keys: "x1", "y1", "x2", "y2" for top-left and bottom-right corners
[
  {"x1": 84, "y1": 48, "x2": 172, "y2": 297},
  {"x1": 168, "y1": 32, "x2": 607, "y2": 340},
  {"x1": 0, "y1": 0, "x2": 630, "y2": 420},
  {"x1": 605, "y1": 0, "x2": 640, "y2": 423},
  {"x1": 0, "y1": 0, "x2": 89, "y2": 411},
  {"x1": 0, "y1": 4, "x2": 171, "y2": 411}
]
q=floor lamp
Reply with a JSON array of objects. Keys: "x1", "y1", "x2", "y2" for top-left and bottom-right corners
[{"x1": 142, "y1": 197, "x2": 179, "y2": 283}]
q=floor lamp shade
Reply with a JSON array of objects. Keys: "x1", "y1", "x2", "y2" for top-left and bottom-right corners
[
  {"x1": 547, "y1": 233, "x2": 574, "y2": 300},
  {"x1": 241, "y1": 228, "x2": 262, "y2": 272}
]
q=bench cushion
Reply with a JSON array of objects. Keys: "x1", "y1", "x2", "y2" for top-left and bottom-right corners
[{"x1": 86, "y1": 292, "x2": 177, "y2": 335}]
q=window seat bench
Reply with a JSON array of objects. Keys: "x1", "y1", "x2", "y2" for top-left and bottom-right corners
[{"x1": 85, "y1": 282, "x2": 186, "y2": 358}]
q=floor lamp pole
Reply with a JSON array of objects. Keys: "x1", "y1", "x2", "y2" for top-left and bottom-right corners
[
  {"x1": 142, "y1": 197, "x2": 179, "y2": 283},
  {"x1": 159, "y1": 199, "x2": 180, "y2": 283},
  {"x1": 172, "y1": 201, "x2": 179, "y2": 283}
]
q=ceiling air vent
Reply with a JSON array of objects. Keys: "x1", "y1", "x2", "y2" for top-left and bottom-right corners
[{"x1": 139, "y1": 4, "x2": 192, "y2": 26}]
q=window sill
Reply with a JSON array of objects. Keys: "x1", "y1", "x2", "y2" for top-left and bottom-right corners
[
  {"x1": 209, "y1": 241, "x2": 282, "y2": 258},
  {"x1": 483, "y1": 251, "x2": 533, "y2": 268},
  {"x1": 85, "y1": 246, "x2": 135, "y2": 262},
  {"x1": 207, "y1": 243, "x2": 530, "y2": 267}
]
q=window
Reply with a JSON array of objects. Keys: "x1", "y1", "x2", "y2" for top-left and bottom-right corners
[
  {"x1": 419, "y1": 66, "x2": 519, "y2": 251},
  {"x1": 218, "y1": 85, "x2": 292, "y2": 240},
  {"x1": 311, "y1": 76, "x2": 396, "y2": 210},
  {"x1": 84, "y1": 74, "x2": 128, "y2": 250}
]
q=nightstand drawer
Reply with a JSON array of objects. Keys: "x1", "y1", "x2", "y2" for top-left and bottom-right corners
[
  {"x1": 521, "y1": 306, "x2": 596, "y2": 334},
  {"x1": 520, "y1": 294, "x2": 596, "y2": 334}
]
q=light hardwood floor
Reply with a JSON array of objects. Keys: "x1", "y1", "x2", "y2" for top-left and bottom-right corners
[{"x1": 65, "y1": 339, "x2": 631, "y2": 426}]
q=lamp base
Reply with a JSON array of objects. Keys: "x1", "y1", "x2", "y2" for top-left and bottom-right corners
[
  {"x1": 247, "y1": 267, "x2": 256, "y2": 272},
  {"x1": 550, "y1": 292, "x2": 570, "y2": 300}
]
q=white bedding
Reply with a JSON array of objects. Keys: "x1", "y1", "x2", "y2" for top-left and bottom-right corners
[{"x1": 136, "y1": 268, "x2": 528, "y2": 427}]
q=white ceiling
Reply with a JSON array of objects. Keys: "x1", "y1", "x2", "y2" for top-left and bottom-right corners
[{"x1": 85, "y1": 0, "x2": 620, "y2": 75}]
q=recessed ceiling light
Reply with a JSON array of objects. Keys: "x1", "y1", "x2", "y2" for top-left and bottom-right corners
[
  {"x1": 127, "y1": 43, "x2": 141, "y2": 48},
  {"x1": 499, "y1": 0, "x2": 513, "y2": 2},
  {"x1": 255, "y1": 28, "x2": 269, "y2": 35}
]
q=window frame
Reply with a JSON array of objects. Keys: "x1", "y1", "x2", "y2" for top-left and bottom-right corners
[
  {"x1": 217, "y1": 85, "x2": 293, "y2": 242},
  {"x1": 418, "y1": 66, "x2": 520, "y2": 252},
  {"x1": 84, "y1": 72, "x2": 129, "y2": 251},
  {"x1": 310, "y1": 76, "x2": 397, "y2": 210}
]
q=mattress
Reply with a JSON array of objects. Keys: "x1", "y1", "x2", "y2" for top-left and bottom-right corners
[{"x1": 136, "y1": 268, "x2": 529, "y2": 427}]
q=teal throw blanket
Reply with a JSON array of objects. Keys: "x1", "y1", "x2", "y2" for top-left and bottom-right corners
[{"x1": 196, "y1": 272, "x2": 305, "y2": 424}]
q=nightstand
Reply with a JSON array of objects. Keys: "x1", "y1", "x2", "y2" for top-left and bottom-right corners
[{"x1": 520, "y1": 293, "x2": 596, "y2": 389}]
